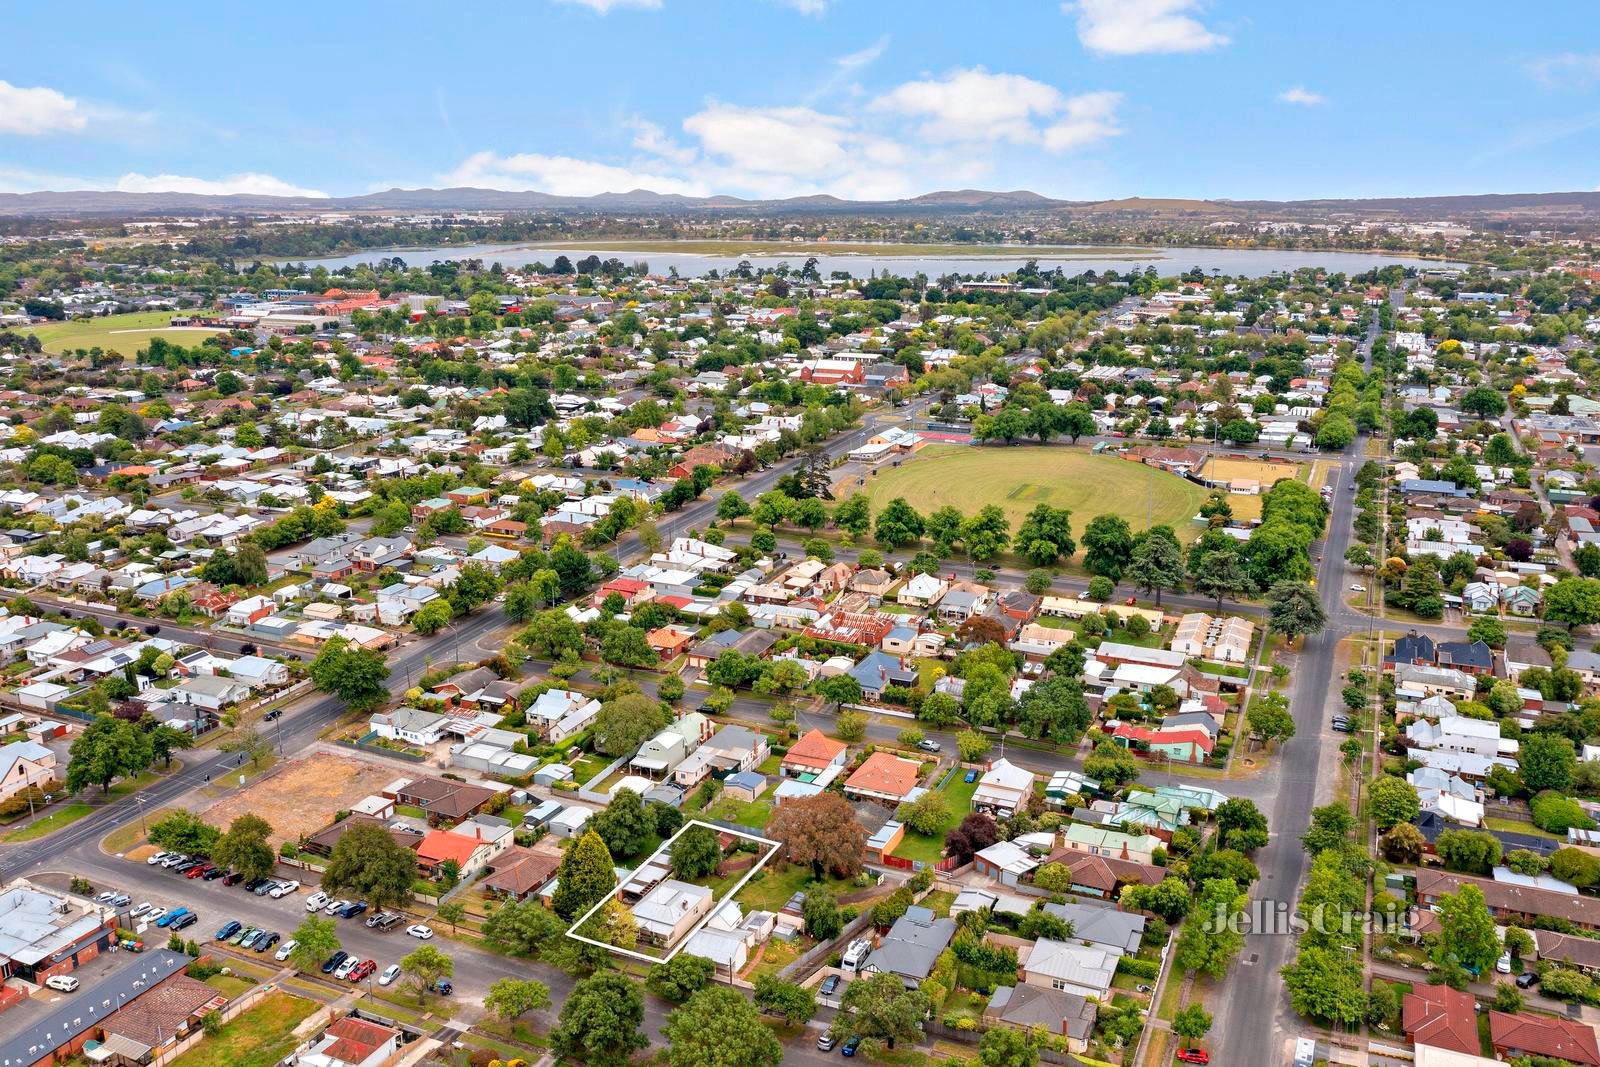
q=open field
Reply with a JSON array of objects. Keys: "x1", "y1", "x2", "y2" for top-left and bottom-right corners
[
  {"x1": 1197, "y1": 455, "x2": 1306, "y2": 523},
  {"x1": 24, "y1": 311, "x2": 231, "y2": 355},
  {"x1": 169, "y1": 991, "x2": 316, "y2": 1067},
  {"x1": 854, "y1": 444, "x2": 1209, "y2": 537},
  {"x1": 202, "y1": 752, "x2": 398, "y2": 848}
]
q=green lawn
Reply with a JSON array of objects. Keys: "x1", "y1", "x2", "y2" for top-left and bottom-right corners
[
  {"x1": 735, "y1": 863, "x2": 855, "y2": 913},
  {"x1": 569, "y1": 751, "x2": 612, "y2": 786},
  {"x1": 2, "y1": 803, "x2": 94, "y2": 842},
  {"x1": 706, "y1": 796, "x2": 773, "y2": 830},
  {"x1": 1485, "y1": 815, "x2": 1563, "y2": 841},
  {"x1": 890, "y1": 773, "x2": 980, "y2": 865},
  {"x1": 25, "y1": 311, "x2": 233, "y2": 355},
  {"x1": 169, "y1": 992, "x2": 316, "y2": 1067},
  {"x1": 856, "y1": 443, "x2": 1209, "y2": 539}
]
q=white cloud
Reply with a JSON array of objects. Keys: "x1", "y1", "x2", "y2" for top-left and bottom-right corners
[
  {"x1": 440, "y1": 150, "x2": 708, "y2": 197},
  {"x1": 1042, "y1": 91, "x2": 1125, "y2": 150},
  {"x1": 1278, "y1": 86, "x2": 1325, "y2": 106},
  {"x1": 775, "y1": 0, "x2": 831, "y2": 13},
  {"x1": 552, "y1": 0, "x2": 660, "y2": 11},
  {"x1": 0, "y1": 80, "x2": 87, "y2": 136},
  {"x1": 625, "y1": 118, "x2": 696, "y2": 166},
  {"x1": 872, "y1": 68, "x2": 1122, "y2": 151},
  {"x1": 114, "y1": 172, "x2": 327, "y2": 197},
  {"x1": 1527, "y1": 52, "x2": 1600, "y2": 89},
  {"x1": 1068, "y1": 0, "x2": 1228, "y2": 55},
  {"x1": 836, "y1": 36, "x2": 889, "y2": 73}
]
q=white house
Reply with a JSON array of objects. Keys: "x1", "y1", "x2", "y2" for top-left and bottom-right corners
[{"x1": 972, "y1": 759, "x2": 1035, "y2": 818}]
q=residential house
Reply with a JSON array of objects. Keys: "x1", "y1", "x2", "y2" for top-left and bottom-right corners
[
  {"x1": 389, "y1": 776, "x2": 498, "y2": 821},
  {"x1": 984, "y1": 985, "x2": 1096, "y2": 1053},
  {"x1": 1018, "y1": 938, "x2": 1119, "y2": 1001},
  {"x1": 631, "y1": 712, "x2": 713, "y2": 779},
  {"x1": 526, "y1": 689, "x2": 602, "y2": 743},
  {"x1": 843, "y1": 751, "x2": 923, "y2": 805},
  {"x1": 897, "y1": 572, "x2": 948, "y2": 608},
  {"x1": 0, "y1": 741, "x2": 56, "y2": 803},
  {"x1": 972, "y1": 759, "x2": 1034, "y2": 818},
  {"x1": 781, "y1": 728, "x2": 848, "y2": 780},
  {"x1": 370, "y1": 707, "x2": 448, "y2": 746},
  {"x1": 1488, "y1": 1012, "x2": 1600, "y2": 1066},
  {"x1": 673, "y1": 724, "x2": 769, "y2": 789},
  {"x1": 862, "y1": 906, "x2": 956, "y2": 987},
  {"x1": 632, "y1": 879, "x2": 714, "y2": 947},
  {"x1": 1404, "y1": 983, "x2": 1480, "y2": 1057}
]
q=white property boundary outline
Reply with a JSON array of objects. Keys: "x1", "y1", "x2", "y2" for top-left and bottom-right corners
[{"x1": 565, "y1": 818, "x2": 782, "y2": 964}]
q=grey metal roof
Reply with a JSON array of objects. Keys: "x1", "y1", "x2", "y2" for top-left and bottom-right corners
[{"x1": 0, "y1": 950, "x2": 189, "y2": 1067}]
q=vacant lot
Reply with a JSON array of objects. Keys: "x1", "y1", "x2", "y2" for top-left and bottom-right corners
[
  {"x1": 1198, "y1": 455, "x2": 1303, "y2": 488},
  {"x1": 203, "y1": 752, "x2": 397, "y2": 847},
  {"x1": 856, "y1": 444, "x2": 1209, "y2": 537},
  {"x1": 26, "y1": 312, "x2": 231, "y2": 355},
  {"x1": 169, "y1": 991, "x2": 316, "y2": 1067}
]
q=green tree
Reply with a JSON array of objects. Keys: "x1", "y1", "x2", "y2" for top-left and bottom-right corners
[
  {"x1": 148, "y1": 811, "x2": 220, "y2": 855},
  {"x1": 646, "y1": 953, "x2": 715, "y2": 1002},
  {"x1": 1545, "y1": 576, "x2": 1600, "y2": 628},
  {"x1": 1215, "y1": 797, "x2": 1270, "y2": 852},
  {"x1": 978, "y1": 1027, "x2": 1039, "y2": 1067},
  {"x1": 752, "y1": 975, "x2": 817, "y2": 1024},
  {"x1": 1246, "y1": 692, "x2": 1296, "y2": 746},
  {"x1": 1173, "y1": 1004, "x2": 1213, "y2": 1044},
  {"x1": 1434, "y1": 884, "x2": 1500, "y2": 976},
  {"x1": 594, "y1": 692, "x2": 668, "y2": 757},
  {"x1": 287, "y1": 915, "x2": 340, "y2": 974},
  {"x1": 319, "y1": 819, "x2": 419, "y2": 908},
  {"x1": 1083, "y1": 738, "x2": 1140, "y2": 787},
  {"x1": 1283, "y1": 943, "x2": 1366, "y2": 1024},
  {"x1": 66, "y1": 714, "x2": 152, "y2": 793},
  {"x1": 211, "y1": 814, "x2": 275, "y2": 882},
  {"x1": 399, "y1": 944, "x2": 453, "y2": 1003},
  {"x1": 411, "y1": 600, "x2": 453, "y2": 636},
  {"x1": 1015, "y1": 503, "x2": 1075, "y2": 566},
  {"x1": 670, "y1": 823, "x2": 723, "y2": 880},
  {"x1": 802, "y1": 887, "x2": 842, "y2": 940},
  {"x1": 484, "y1": 977, "x2": 551, "y2": 1022},
  {"x1": 1266, "y1": 581, "x2": 1327, "y2": 643},
  {"x1": 838, "y1": 971, "x2": 930, "y2": 1049},
  {"x1": 551, "y1": 972, "x2": 648, "y2": 1066},
  {"x1": 1435, "y1": 829, "x2": 1502, "y2": 875},
  {"x1": 1522, "y1": 734, "x2": 1578, "y2": 792},
  {"x1": 665, "y1": 985, "x2": 783, "y2": 1067},
  {"x1": 553, "y1": 829, "x2": 618, "y2": 920},
  {"x1": 874, "y1": 497, "x2": 925, "y2": 549},
  {"x1": 1301, "y1": 803, "x2": 1354, "y2": 854},
  {"x1": 308, "y1": 636, "x2": 391, "y2": 711},
  {"x1": 436, "y1": 900, "x2": 466, "y2": 936},
  {"x1": 1367, "y1": 775, "x2": 1421, "y2": 831},
  {"x1": 1127, "y1": 526, "x2": 1185, "y2": 605},
  {"x1": 591, "y1": 789, "x2": 655, "y2": 860},
  {"x1": 960, "y1": 505, "x2": 1011, "y2": 561},
  {"x1": 1190, "y1": 546, "x2": 1250, "y2": 611},
  {"x1": 833, "y1": 493, "x2": 871, "y2": 536},
  {"x1": 1081, "y1": 514, "x2": 1135, "y2": 580}
]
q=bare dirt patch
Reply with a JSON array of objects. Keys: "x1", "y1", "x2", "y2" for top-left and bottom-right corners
[{"x1": 201, "y1": 752, "x2": 398, "y2": 847}]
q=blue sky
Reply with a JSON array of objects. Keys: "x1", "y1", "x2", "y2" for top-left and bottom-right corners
[{"x1": 3, "y1": 0, "x2": 1598, "y2": 202}]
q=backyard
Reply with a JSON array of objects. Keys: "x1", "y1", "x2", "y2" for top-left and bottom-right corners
[
  {"x1": 890, "y1": 772, "x2": 980, "y2": 865},
  {"x1": 169, "y1": 992, "x2": 316, "y2": 1067},
  {"x1": 855, "y1": 444, "x2": 1209, "y2": 539}
]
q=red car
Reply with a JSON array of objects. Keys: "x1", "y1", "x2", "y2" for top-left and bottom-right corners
[
  {"x1": 348, "y1": 960, "x2": 377, "y2": 982},
  {"x1": 1176, "y1": 1050, "x2": 1210, "y2": 1065},
  {"x1": 186, "y1": 864, "x2": 213, "y2": 879}
]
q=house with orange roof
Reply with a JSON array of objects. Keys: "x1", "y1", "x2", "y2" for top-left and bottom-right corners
[
  {"x1": 844, "y1": 751, "x2": 924, "y2": 805},
  {"x1": 782, "y1": 728, "x2": 848, "y2": 779},
  {"x1": 1403, "y1": 983, "x2": 1479, "y2": 1056},
  {"x1": 1489, "y1": 1011, "x2": 1600, "y2": 1065}
]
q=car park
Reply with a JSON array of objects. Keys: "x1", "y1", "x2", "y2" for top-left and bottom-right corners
[
  {"x1": 216, "y1": 921, "x2": 242, "y2": 941},
  {"x1": 407, "y1": 924, "x2": 433, "y2": 939},
  {"x1": 241, "y1": 929, "x2": 265, "y2": 950},
  {"x1": 349, "y1": 960, "x2": 376, "y2": 982},
  {"x1": 379, "y1": 964, "x2": 401, "y2": 986},
  {"x1": 256, "y1": 932, "x2": 280, "y2": 953},
  {"x1": 275, "y1": 939, "x2": 298, "y2": 962},
  {"x1": 160, "y1": 854, "x2": 188, "y2": 868},
  {"x1": 305, "y1": 891, "x2": 330, "y2": 911},
  {"x1": 229, "y1": 926, "x2": 253, "y2": 945},
  {"x1": 45, "y1": 975, "x2": 80, "y2": 992},
  {"x1": 321, "y1": 951, "x2": 349, "y2": 975}
]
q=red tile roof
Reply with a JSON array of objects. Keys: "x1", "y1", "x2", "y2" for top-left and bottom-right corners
[
  {"x1": 1490, "y1": 1011, "x2": 1600, "y2": 1065},
  {"x1": 1402, "y1": 982, "x2": 1478, "y2": 1055}
]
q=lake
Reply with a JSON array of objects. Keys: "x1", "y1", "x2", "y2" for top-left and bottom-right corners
[{"x1": 285, "y1": 242, "x2": 1462, "y2": 279}]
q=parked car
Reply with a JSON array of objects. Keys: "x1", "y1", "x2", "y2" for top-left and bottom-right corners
[
  {"x1": 45, "y1": 975, "x2": 80, "y2": 992},
  {"x1": 229, "y1": 927, "x2": 253, "y2": 946},
  {"x1": 186, "y1": 864, "x2": 212, "y2": 880},
  {"x1": 1176, "y1": 1051, "x2": 1210, "y2": 1066},
  {"x1": 215, "y1": 921, "x2": 242, "y2": 942},
  {"x1": 203, "y1": 867, "x2": 227, "y2": 881},
  {"x1": 915, "y1": 738, "x2": 940, "y2": 753},
  {"x1": 963, "y1": 769, "x2": 978, "y2": 783},
  {"x1": 325, "y1": 899, "x2": 351, "y2": 916},
  {"x1": 1350, "y1": 583, "x2": 1367, "y2": 592},
  {"x1": 160, "y1": 854, "x2": 188, "y2": 868},
  {"x1": 1517, "y1": 971, "x2": 1539, "y2": 989},
  {"x1": 817, "y1": 1034, "x2": 836, "y2": 1052},
  {"x1": 275, "y1": 939, "x2": 298, "y2": 962},
  {"x1": 429, "y1": 979, "x2": 452, "y2": 996},
  {"x1": 349, "y1": 960, "x2": 376, "y2": 982},
  {"x1": 154, "y1": 907, "x2": 188, "y2": 928},
  {"x1": 144, "y1": 908, "x2": 167, "y2": 924},
  {"x1": 841, "y1": 1036, "x2": 862, "y2": 1057},
  {"x1": 147, "y1": 851, "x2": 172, "y2": 866},
  {"x1": 1497, "y1": 952, "x2": 1513, "y2": 974},
  {"x1": 334, "y1": 956, "x2": 360, "y2": 980},
  {"x1": 407, "y1": 924, "x2": 434, "y2": 940},
  {"x1": 305, "y1": 891, "x2": 330, "y2": 912},
  {"x1": 244, "y1": 878, "x2": 270, "y2": 893},
  {"x1": 269, "y1": 880, "x2": 300, "y2": 898},
  {"x1": 130, "y1": 902, "x2": 152, "y2": 918},
  {"x1": 379, "y1": 964, "x2": 401, "y2": 986},
  {"x1": 256, "y1": 932, "x2": 280, "y2": 953},
  {"x1": 171, "y1": 912, "x2": 198, "y2": 931},
  {"x1": 221, "y1": 871, "x2": 244, "y2": 887},
  {"x1": 321, "y1": 951, "x2": 349, "y2": 975},
  {"x1": 109, "y1": 893, "x2": 131, "y2": 907},
  {"x1": 339, "y1": 901, "x2": 368, "y2": 920},
  {"x1": 240, "y1": 929, "x2": 264, "y2": 950}
]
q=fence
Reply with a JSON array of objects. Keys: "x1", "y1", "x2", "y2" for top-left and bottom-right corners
[
  {"x1": 337, "y1": 731, "x2": 430, "y2": 763},
  {"x1": 575, "y1": 754, "x2": 629, "y2": 804},
  {"x1": 777, "y1": 909, "x2": 875, "y2": 982}
]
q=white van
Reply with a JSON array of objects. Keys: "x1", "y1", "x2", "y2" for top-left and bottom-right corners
[{"x1": 841, "y1": 938, "x2": 872, "y2": 973}]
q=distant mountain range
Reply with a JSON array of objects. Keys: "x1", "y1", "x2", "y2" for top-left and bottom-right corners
[{"x1": 2, "y1": 185, "x2": 1599, "y2": 218}]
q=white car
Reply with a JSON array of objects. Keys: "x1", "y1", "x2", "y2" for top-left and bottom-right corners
[
  {"x1": 144, "y1": 908, "x2": 167, "y2": 924},
  {"x1": 275, "y1": 939, "x2": 298, "y2": 962},
  {"x1": 305, "y1": 891, "x2": 330, "y2": 912},
  {"x1": 45, "y1": 975, "x2": 80, "y2": 992},
  {"x1": 406, "y1": 924, "x2": 434, "y2": 940},
  {"x1": 269, "y1": 880, "x2": 300, "y2": 898},
  {"x1": 334, "y1": 956, "x2": 360, "y2": 980},
  {"x1": 1497, "y1": 951, "x2": 1512, "y2": 974},
  {"x1": 1350, "y1": 583, "x2": 1367, "y2": 592},
  {"x1": 379, "y1": 964, "x2": 402, "y2": 986},
  {"x1": 325, "y1": 899, "x2": 352, "y2": 916},
  {"x1": 129, "y1": 902, "x2": 152, "y2": 918},
  {"x1": 147, "y1": 851, "x2": 171, "y2": 866}
]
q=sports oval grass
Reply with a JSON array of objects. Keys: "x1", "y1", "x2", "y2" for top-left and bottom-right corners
[{"x1": 853, "y1": 443, "x2": 1209, "y2": 541}]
